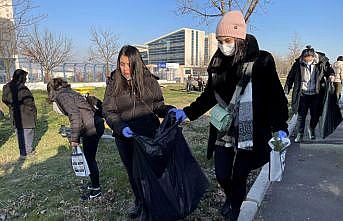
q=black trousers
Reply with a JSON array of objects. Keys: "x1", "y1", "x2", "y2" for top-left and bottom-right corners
[
  {"x1": 214, "y1": 146, "x2": 253, "y2": 212},
  {"x1": 115, "y1": 138, "x2": 142, "y2": 204},
  {"x1": 296, "y1": 93, "x2": 321, "y2": 134},
  {"x1": 82, "y1": 120, "x2": 104, "y2": 188}
]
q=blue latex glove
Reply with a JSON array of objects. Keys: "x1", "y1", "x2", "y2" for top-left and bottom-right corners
[
  {"x1": 169, "y1": 108, "x2": 187, "y2": 122},
  {"x1": 122, "y1": 127, "x2": 133, "y2": 138},
  {"x1": 278, "y1": 130, "x2": 287, "y2": 139}
]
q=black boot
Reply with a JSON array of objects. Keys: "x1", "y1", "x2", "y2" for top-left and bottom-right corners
[{"x1": 128, "y1": 201, "x2": 143, "y2": 219}]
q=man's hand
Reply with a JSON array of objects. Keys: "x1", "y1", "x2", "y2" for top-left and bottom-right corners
[
  {"x1": 329, "y1": 75, "x2": 335, "y2": 82},
  {"x1": 71, "y1": 142, "x2": 79, "y2": 147}
]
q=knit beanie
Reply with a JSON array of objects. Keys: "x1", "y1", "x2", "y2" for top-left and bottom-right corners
[
  {"x1": 216, "y1": 10, "x2": 246, "y2": 40},
  {"x1": 301, "y1": 45, "x2": 315, "y2": 58}
]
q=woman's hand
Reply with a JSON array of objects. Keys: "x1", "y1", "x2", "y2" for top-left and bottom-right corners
[
  {"x1": 168, "y1": 108, "x2": 187, "y2": 122},
  {"x1": 277, "y1": 130, "x2": 288, "y2": 139},
  {"x1": 122, "y1": 127, "x2": 133, "y2": 138}
]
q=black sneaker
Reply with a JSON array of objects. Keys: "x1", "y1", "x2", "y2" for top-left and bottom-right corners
[
  {"x1": 80, "y1": 183, "x2": 100, "y2": 191},
  {"x1": 308, "y1": 128, "x2": 316, "y2": 140},
  {"x1": 128, "y1": 202, "x2": 143, "y2": 219},
  {"x1": 294, "y1": 133, "x2": 303, "y2": 143},
  {"x1": 81, "y1": 189, "x2": 101, "y2": 201},
  {"x1": 87, "y1": 186, "x2": 101, "y2": 191}
]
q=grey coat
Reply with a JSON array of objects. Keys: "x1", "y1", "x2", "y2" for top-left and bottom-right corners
[{"x1": 2, "y1": 83, "x2": 37, "y2": 129}]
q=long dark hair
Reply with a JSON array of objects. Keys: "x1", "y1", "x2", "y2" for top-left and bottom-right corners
[
  {"x1": 10, "y1": 69, "x2": 27, "y2": 86},
  {"x1": 47, "y1": 77, "x2": 70, "y2": 101},
  {"x1": 113, "y1": 45, "x2": 149, "y2": 98},
  {"x1": 232, "y1": 38, "x2": 247, "y2": 65}
]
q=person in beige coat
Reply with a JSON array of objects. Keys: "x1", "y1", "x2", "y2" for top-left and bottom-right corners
[{"x1": 333, "y1": 56, "x2": 343, "y2": 100}]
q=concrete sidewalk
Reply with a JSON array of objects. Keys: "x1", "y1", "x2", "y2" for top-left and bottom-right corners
[{"x1": 255, "y1": 112, "x2": 343, "y2": 221}]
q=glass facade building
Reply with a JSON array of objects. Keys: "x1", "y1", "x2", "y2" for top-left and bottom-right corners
[
  {"x1": 135, "y1": 28, "x2": 216, "y2": 82},
  {"x1": 147, "y1": 29, "x2": 186, "y2": 65}
]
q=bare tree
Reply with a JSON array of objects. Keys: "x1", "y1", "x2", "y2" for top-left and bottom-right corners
[
  {"x1": 88, "y1": 27, "x2": 119, "y2": 78},
  {"x1": 176, "y1": 0, "x2": 270, "y2": 23},
  {"x1": 20, "y1": 27, "x2": 72, "y2": 83},
  {"x1": 272, "y1": 52, "x2": 288, "y2": 77},
  {"x1": 287, "y1": 32, "x2": 303, "y2": 69},
  {"x1": 0, "y1": 0, "x2": 45, "y2": 30},
  {"x1": 0, "y1": 18, "x2": 17, "y2": 80},
  {"x1": 0, "y1": 0, "x2": 46, "y2": 80}
]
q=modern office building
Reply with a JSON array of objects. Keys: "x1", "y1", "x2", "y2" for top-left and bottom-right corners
[
  {"x1": 146, "y1": 28, "x2": 205, "y2": 66},
  {"x1": 0, "y1": 0, "x2": 17, "y2": 82},
  {"x1": 134, "y1": 44, "x2": 149, "y2": 65},
  {"x1": 204, "y1": 33, "x2": 218, "y2": 65},
  {"x1": 136, "y1": 28, "x2": 217, "y2": 82}
]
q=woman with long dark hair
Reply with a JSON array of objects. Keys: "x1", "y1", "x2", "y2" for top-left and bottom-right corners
[
  {"x1": 2, "y1": 69, "x2": 37, "y2": 158},
  {"x1": 102, "y1": 45, "x2": 178, "y2": 219},
  {"x1": 173, "y1": 11, "x2": 289, "y2": 220},
  {"x1": 47, "y1": 78, "x2": 104, "y2": 200}
]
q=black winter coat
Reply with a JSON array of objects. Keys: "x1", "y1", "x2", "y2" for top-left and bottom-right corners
[
  {"x1": 103, "y1": 70, "x2": 174, "y2": 139},
  {"x1": 183, "y1": 34, "x2": 289, "y2": 169},
  {"x1": 2, "y1": 82, "x2": 37, "y2": 129},
  {"x1": 284, "y1": 53, "x2": 334, "y2": 114},
  {"x1": 54, "y1": 87, "x2": 103, "y2": 143}
]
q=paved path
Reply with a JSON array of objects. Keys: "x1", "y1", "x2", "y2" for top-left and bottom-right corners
[{"x1": 255, "y1": 107, "x2": 343, "y2": 221}]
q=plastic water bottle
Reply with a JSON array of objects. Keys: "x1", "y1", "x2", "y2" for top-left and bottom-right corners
[{"x1": 268, "y1": 132, "x2": 291, "y2": 152}]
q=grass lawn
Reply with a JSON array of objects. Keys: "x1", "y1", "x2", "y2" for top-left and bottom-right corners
[{"x1": 0, "y1": 84, "x2": 260, "y2": 221}]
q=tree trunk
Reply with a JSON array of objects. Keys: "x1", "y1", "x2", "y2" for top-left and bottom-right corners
[
  {"x1": 3, "y1": 59, "x2": 12, "y2": 82},
  {"x1": 106, "y1": 62, "x2": 110, "y2": 79},
  {"x1": 44, "y1": 69, "x2": 51, "y2": 83},
  {"x1": 5, "y1": 67, "x2": 11, "y2": 82}
]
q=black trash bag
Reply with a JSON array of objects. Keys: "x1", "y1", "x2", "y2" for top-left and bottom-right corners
[
  {"x1": 132, "y1": 114, "x2": 209, "y2": 221},
  {"x1": 319, "y1": 81, "x2": 343, "y2": 139}
]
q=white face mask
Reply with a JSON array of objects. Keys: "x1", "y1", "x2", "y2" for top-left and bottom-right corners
[
  {"x1": 218, "y1": 42, "x2": 235, "y2": 56},
  {"x1": 306, "y1": 61, "x2": 313, "y2": 66}
]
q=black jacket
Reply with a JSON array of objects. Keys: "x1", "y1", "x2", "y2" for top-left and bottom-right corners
[
  {"x1": 183, "y1": 34, "x2": 289, "y2": 169},
  {"x1": 103, "y1": 70, "x2": 174, "y2": 139},
  {"x1": 284, "y1": 52, "x2": 334, "y2": 113},
  {"x1": 53, "y1": 87, "x2": 103, "y2": 143},
  {"x1": 2, "y1": 82, "x2": 37, "y2": 129}
]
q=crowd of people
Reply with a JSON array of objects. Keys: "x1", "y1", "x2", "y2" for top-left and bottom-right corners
[{"x1": 1, "y1": 10, "x2": 342, "y2": 221}]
